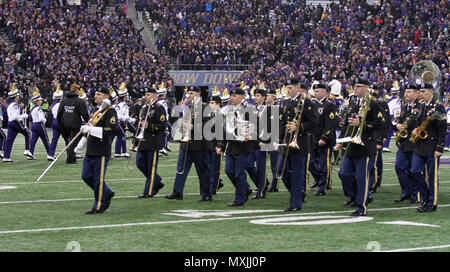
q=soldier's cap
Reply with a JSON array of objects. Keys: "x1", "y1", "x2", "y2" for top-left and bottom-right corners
[
  {"x1": 405, "y1": 82, "x2": 420, "y2": 90},
  {"x1": 188, "y1": 86, "x2": 201, "y2": 93},
  {"x1": 353, "y1": 77, "x2": 370, "y2": 86},
  {"x1": 284, "y1": 78, "x2": 299, "y2": 86},
  {"x1": 370, "y1": 83, "x2": 381, "y2": 90},
  {"x1": 312, "y1": 83, "x2": 329, "y2": 91},
  {"x1": 145, "y1": 88, "x2": 157, "y2": 93},
  {"x1": 299, "y1": 83, "x2": 309, "y2": 90},
  {"x1": 97, "y1": 86, "x2": 110, "y2": 95},
  {"x1": 419, "y1": 83, "x2": 434, "y2": 90},
  {"x1": 209, "y1": 95, "x2": 222, "y2": 104},
  {"x1": 254, "y1": 88, "x2": 267, "y2": 96},
  {"x1": 266, "y1": 88, "x2": 276, "y2": 95},
  {"x1": 230, "y1": 88, "x2": 245, "y2": 95}
]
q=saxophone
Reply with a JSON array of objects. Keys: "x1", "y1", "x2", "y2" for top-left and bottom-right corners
[
  {"x1": 394, "y1": 115, "x2": 416, "y2": 144},
  {"x1": 409, "y1": 111, "x2": 444, "y2": 144}
]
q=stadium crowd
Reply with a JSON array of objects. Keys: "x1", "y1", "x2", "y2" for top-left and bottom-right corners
[{"x1": 146, "y1": 0, "x2": 448, "y2": 96}]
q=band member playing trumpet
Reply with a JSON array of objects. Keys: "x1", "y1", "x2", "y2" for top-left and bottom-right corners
[
  {"x1": 393, "y1": 83, "x2": 421, "y2": 203},
  {"x1": 336, "y1": 77, "x2": 384, "y2": 216},
  {"x1": 136, "y1": 87, "x2": 167, "y2": 198},
  {"x1": 410, "y1": 83, "x2": 447, "y2": 212},
  {"x1": 277, "y1": 78, "x2": 318, "y2": 212}
]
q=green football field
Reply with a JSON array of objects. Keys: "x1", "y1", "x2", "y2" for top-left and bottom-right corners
[{"x1": 0, "y1": 131, "x2": 449, "y2": 252}]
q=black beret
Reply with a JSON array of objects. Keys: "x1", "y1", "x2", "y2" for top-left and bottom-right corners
[
  {"x1": 405, "y1": 83, "x2": 420, "y2": 90},
  {"x1": 254, "y1": 88, "x2": 267, "y2": 96},
  {"x1": 145, "y1": 88, "x2": 157, "y2": 93},
  {"x1": 284, "y1": 78, "x2": 299, "y2": 86},
  {"x1": 313, "y1": 83, "x2": 329, "y2": 91},
  {"x1": 419, "y1": 83, "x2": 434, "y2": 90},
  {"x1": 353, "y1": 77, "x2": 370, "y2": 86},
  {"x1": 210, "y1": 95, "x2": 222, "y2": 104},
  {"x1": 97, "y1": 86, "x2": 110, "y2": 95},
  {"x1": 188, "y1": 86, "x2": 201, "y2": 92},
  {"x1": 230, "y1": 88, "x2": 245, "y2": 95}
]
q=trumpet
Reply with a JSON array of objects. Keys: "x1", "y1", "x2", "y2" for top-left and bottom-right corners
[{"x1": 275, "y1": 94, "x2": 305, "y2": 179}]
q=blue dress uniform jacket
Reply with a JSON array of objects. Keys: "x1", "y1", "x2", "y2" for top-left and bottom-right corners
[
  {"x1": 314, "y1": 98, "x2": 339, "y2": 147},
  {"x1": 137, "y1": 102, "x2": 167, "y2": 152},
  {"x1": 180, "y1": 102, "x2": 214, "y2": 152},
  {"x1": 86, "y1": 106, "x2": 117, "y2": 157},
  {"x1": 395, "y1": 99, "x2": 421, "y2": 152}
]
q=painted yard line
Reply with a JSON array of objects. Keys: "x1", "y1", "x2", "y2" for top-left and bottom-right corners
[
  {"x1": 382, "y1": 244, "x2": 450, "y2": 252},
  {"x1": 0, "y1": 204, "x2": 448, "y2": 236}
]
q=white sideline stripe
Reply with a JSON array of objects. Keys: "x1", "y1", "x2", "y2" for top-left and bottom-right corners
[
  {"x1": 0, "y1": 204, "x2": 448, "y2": 235},
  {"x1": 382, "y1": 244, "x2": 450, "y2": 252}
]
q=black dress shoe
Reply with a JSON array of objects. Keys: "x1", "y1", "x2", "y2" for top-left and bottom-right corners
[
  {"x1": 165, "y1": 192, "x2": 183, "y2": 200},
  {"x1": 394, "y1": 194, "x2": 411, "y2": 203},
  {"x1": 314, "y1": 190, "x2": 326, "y2": 196},
  {"x1": 367, "y1": 195, "x2": 373, "y2": 204},
  {"x1": 343, "y1": 197, "x2": 355, "y2": 206},
  {"x1": 284, "y1": 207, "x2": 301, "y2": 212},
  {"x1": 417, "y1": 205, "x2": 437, "y2": 212},
  {"x1": 252, "y1": 195, "x2": 266, "y2": 199},
  {"x1": 151, "y1": 183, "x2": 165, "y2": 196},
  {"x1": 310, "y1": 181, "x2": 319, "y2": 189},
  {"x1": 350, "y1": 210, "x2": 366, "y2": 216},
  {"x1": 199, "y1": 196, "x2": 213, "y2": 202},
  {"x1": 228, "y1": 202, "x2": 245, "y2": 207},
  {"x1": 409, "y1": 199, "x2": 419, "y2": 204},
  {"x1": 138, "y1": 194, "x2": 151, "y2": 199},
  {"x1": 85, "y1": 209, "x2": 103, "y2": 215},
  {"x1": 104, "y1": 191, "x2": 115, "y2": 211}
]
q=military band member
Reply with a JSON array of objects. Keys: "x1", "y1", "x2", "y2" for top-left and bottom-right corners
[
  {"x1": 266, "y1": 88, "x2": 282, "y2": 193},
  {"x1": 166, "y1": 86, "x2": 213, "y2": 202},
  {"x1": 208, "y1": 94, "x2": 224, "y2": 194},
  {"x1": 29, "y1": 89, "x2": 52, "y2": 160},
  {"x1": 383, "y1": 83, "x2": 401, "y2": 152},
  {"x1": 78, "y1": 86, "x2": 117, "y2": 214},
  {"x1": 369, "y1": 84, "x2": 391, "y2": 193},
  {"x1": 336, "y1": 77, "x2": 384, "y2": 216},
  {"x1": 3, "y1": 84, "x2": 33, "y2": 162},
  {"x1": 0, "y1": 108, "x2": 4, "y2": 159},
  {"x1": 309, "y1": 83, "x2": 339, "y2": 196},
  {"x1": 216, "y1": 88, "x2": 254, "y2": 206},
  {"x1": 277, "y1": 78, "x2": 319, "y2": 211},
  {"x1": 136, "y1": 87, "x2": 167, "y2": 198},
  {"x1": 115, "y1": 83, "x2": 135, "y2": 158},
  {"x1": 410, "y1": 83, "x2": 447, "y2": 212},
  {"x1": 394, "y1": 83, "x2": 421, "y2": 203}
]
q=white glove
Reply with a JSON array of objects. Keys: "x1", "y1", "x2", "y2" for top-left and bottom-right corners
[
  {"x1": 80, "y1": 125, "x2": 103, "y2": 139},
  {"x1": 18, "y1": 113, "x2": 28, "y2": 121},
  {"x1": 74, "y1": 136, "x2": 87, "y2": 154},
  {"x1": 80, "y1": 125, "x2": 91, "y2": 134},
  {"x1": 128, "y1": 117, "x2": 136, "y2": 123},
  {"x1": 101, "y1": 99, "x2": 111, "y2": 110}
]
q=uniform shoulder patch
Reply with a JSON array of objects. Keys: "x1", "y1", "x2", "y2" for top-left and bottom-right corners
[
  {"x1": 377, "y1": 112, "x2": 383, "y2": 118},
  {"x1": 329, "y1": 112, "x2": 335, "y2": 119},
  {"x1": 160, "y1": 114, "x2": 166, "y2": 121},
  {"x1": 110, "y1": 116, "x2": 116, "y2": 125}
]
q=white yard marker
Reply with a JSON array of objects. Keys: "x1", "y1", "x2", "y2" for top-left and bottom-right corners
[{"x1": 377, "y1": 221, "x2": 440, "y2": 228}]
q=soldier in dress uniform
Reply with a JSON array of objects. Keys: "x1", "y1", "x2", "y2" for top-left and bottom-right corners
[
  {"x1": 165, "y1": 86, "x2": 213, "y2": 202},
  {"x1": 277, "y1": 78, "x2": 319, "y2": 211},
  {"x1": 216, "y1": 88, "x2": 254, "y2": 206},
  {"x1": 369, "y1": 84, "x2": 391, "y2": 193},
  {"x1": 336, "y1": 77, "x2": 384, "y2": 216},
  {"x1": 76, "y1": 86, "x2": 117, "y2": 214},
  {"x1": 135, "y1": 87, "x2": 167, "y2": 198},
  {"x1": 208, "y1": 92, "x2": 225, "y2": 195},
  {"x1": 309, "y1": 83, "x2": 339, "y2": 196},
  {"x1": 266, "y1": 88, "x2": 282, "y2": 193},
  {"x1": 3, "y1": 84, "x2": 33, "y2": 162},
  {"x1": 409, "y1": 83, "x2": 447, "y2": 212},
  {"x1": 393, "y1": 83, "x2": 421, "y2": 203}
]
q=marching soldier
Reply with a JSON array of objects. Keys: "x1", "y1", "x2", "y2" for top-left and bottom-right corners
[
  {"x1": 208, "y1": 94, "x2": 225, "y2": 194},
  {"x1": 135, "y1": 87, "x2": 167, "y2": 198},
  {"x1": 309, "y1": 83, "x2": 339, "y2": 196},
  {"x1": 266, "y1": 88, "x2": 282, "y2": 193},
  {"x1": 393, "y1": 83, "x2": 421, "y2": 203},
  {"x1": 410, "y1": 83, "x2": 447, "y2": 212},
  {"x1": 369, "y1": 84, "x2": 391, "y2": 193},
  {"x1": 165, "y1": 86, "x2": 214, "y2": 202},
  {"x1": 3, "y1": 84, "x2": 33, "y2": 162},
  {"x1": 76, "y1": 86, "x2": 117, "y2": 214},
  {"x1": 216, "y1": 88, "x2": 254, "y2": 206},
  {"x1": 336, "y1": 77, "x2": 384, "y2": 216},
  {"x1": 277, "y1": 78, "x2": 318, "y2": 212}
]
